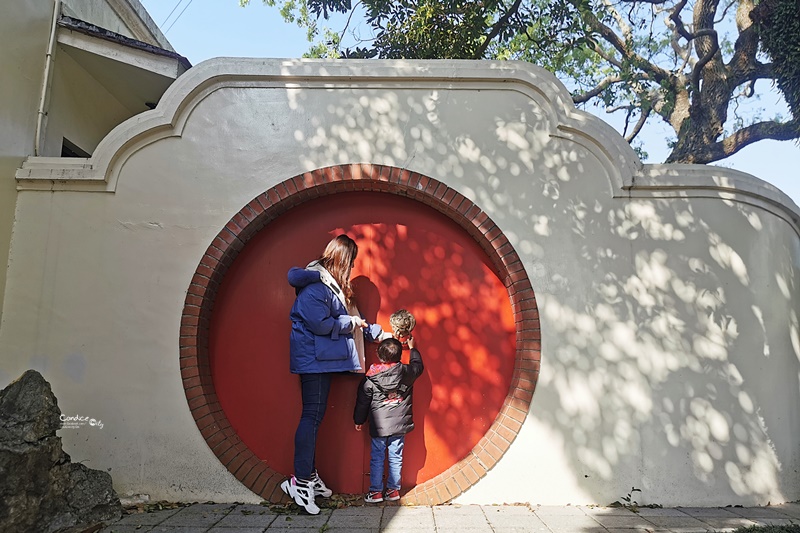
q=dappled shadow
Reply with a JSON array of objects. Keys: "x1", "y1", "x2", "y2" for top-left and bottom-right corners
[
  {"x1": 348, "y1": 209, "x2": 516, "y2": 488},
  {"x1": 528, "y1": 194, "x2": 800, "y2": 503},
  {"x1": 258, "y1": 81, "x2": 799, "y2": 504}
]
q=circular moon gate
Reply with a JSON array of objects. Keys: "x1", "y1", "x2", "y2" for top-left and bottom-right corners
[{"x1": 180, "y1": 165, "x2": 541, "y2": 504}]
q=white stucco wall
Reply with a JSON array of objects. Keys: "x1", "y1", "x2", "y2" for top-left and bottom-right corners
[{"x1": 4, "y1": 59, "x2": 800, "y2": 506}]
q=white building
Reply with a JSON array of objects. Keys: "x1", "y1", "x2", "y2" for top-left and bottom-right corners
[{"x1": 0, "y1": 0, "x2": 188, "y2": 324}]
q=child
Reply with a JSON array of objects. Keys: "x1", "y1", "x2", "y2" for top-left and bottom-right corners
[{"x1": 353, "y1": 335, "x2": 424, "y2": 503}]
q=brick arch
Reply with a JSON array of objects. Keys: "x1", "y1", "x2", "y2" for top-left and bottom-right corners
[{"x1": 179, "y1": 164, "x2": 541, "y2": 505}]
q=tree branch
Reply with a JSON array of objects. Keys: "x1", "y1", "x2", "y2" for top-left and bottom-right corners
[
  {"x1": 572, "y1": 75, "x2": 624, "y2": 103},
  {"x1": 731, "y1": 62, "x2": 774, "y2": 86},
  {"x1": 666, "y1": 17, "x2": 693, "y2": 70},
  {"x1": 667, "y1": 0, "x2": 720, "y2": 91},
  {"x1": 668, "y1": 0, "x2": 694, "y2": 42},
  {"x1": 721, "y1": 119, "x2": 800, "y2": 151},
  {"x1": 571, "y1": 1, "x2": 673, "y2": 85},
  {"x1": 601, "y1": 0, "x2": 632, "y2": 42},
  {"x1": 473, "y1": 0, "x2": 524, "y2": 59},
  {"x1": 691, "y1": 33, "x2": 720, "y2": 90},
  {"x1": 716, "y1": 0, "x2": 737, "y2": 24},
  {"x1": 680, "y1": 118, "x2": 800, "y2": 162},
  {"x1": 729, "y1": 0, "x2": 760, "y2": 83},
  {"x1": 340, "y1": 0, "x2": 363, "y2": 42},
  {"x1": 589, "y1": 40, "x2": 624, "y2": 68},
  {"x1": 610, "y1": 104, "x2": 639, "y2": 113},
  {"x1": 683, "y1": 0, "x2": 722, "y2": 91},
  {"x1": 625, "y1": 106, "x2": 652, "y2": 142}
]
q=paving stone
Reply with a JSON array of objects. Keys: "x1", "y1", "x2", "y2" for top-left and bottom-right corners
[
  {"x1": 643, "y1": 515, "x2": 712, "y2": 529},
  {"x1": 433, "y1": 505, "x2": 491, "y2": 529},
  {"x1": 209, "y1": 528, "x2": 268, "y2": 533},
  {"x1": 536, "y1": 515, "x2": 604, "y2": 532},
  {"x1": 175, "y1": 503, "x2": 236, "y2": 515},
  {"x1": 606, "y1": 528, "x2": 663, "y2": 533},
  {"x1": 591, "y1": 514, "x2": 657, "y2": 529},
  {"x1": 434, "y1": 504, "x2": 488, "y2": 515},
  {"x1": 635, "y1": 507, "x2": 694, "y2": 517},
  {"x1": 102, "y1": 501, "x2": 800, "y2": 533},
  {"x1": 482, "y1": 505, "x2": 545, "y2": 529},
  {"x1": 324, "y1": 529, "x2": 378, "y2": 533},
  {"x1": 434, "y1": 528, "x2": 496, "y2": 533},
  {"x1": 266, "y1": 522, "x2": 322, "y2": 533},
  {"x1": 148, "y1": 526, "x2": 213, "y2": 533},
  {"x1": 772, "y1": 503, "x2": 800, "y2": 519},
  {"x1": 491, "y1": 522, "x2": 551, "y2": 533},
  {"x1": 112, "y1": 509, "x2": 182, "y2": 526},
  {"x1": 484, "y1": 508, "x2": 550, "y2": 533},
  {"x1": 580, "y1": 505, "x2": 640, "y2": 516},
  {"x1": 212, "y1": 504, "x2": 276, "y2": 528},
  {"x1": 382, "y1": 506, "x2": 435, "y2": 529},
  {"x1": 160, "y1": 504, "x2": 233, "y2": 527},
  {"x1": 481, "y1": 505, "x2": 536, "y2": 514},
  {"x1": 325, "y1": 506, "x2": 383, "y2": 528},
  {"x1": 725, "y1": 506, "x2": 796, "y2": 519},
  {"x1": 333, "y1": 505, "x2": 384, "y2": 515},
  {"x1": 101, "y1": 526, "x2": 156, "y2": 533},
  {"x1": 380, "y1": 526, "x2": 434, "y2": 533},
  {"x1": 752, "y1": 517, "x2": 800, "y2": 526},
  {"x1": 534, "y1": 505, "x2": 589, "y2": 517},
  {"x1": 548, "y1": 528, "x2": 608, "y2": 533},
  {"x1": 266, "y1": 511, "x2": 331, "y2": 529},
  {"x1": 693, "y1": 516, "x2": 758, "y2": 530},
  {"x1": 675, "y1": 507, "x2": 738, "y2": 518},
  {"x1": 484, "y1": 517, "x2": 549, "y2": 530}
]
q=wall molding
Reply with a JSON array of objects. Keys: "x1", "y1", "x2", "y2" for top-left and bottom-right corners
[{"x1": 14, "y1": 59, "x2": 799, "y2": 236}]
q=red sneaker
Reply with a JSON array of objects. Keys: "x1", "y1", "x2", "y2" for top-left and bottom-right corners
[
  {"x1": 384, "y1": 489, "x2": 401, "y2": 501},
  {"x1": 365, "y1": 491, "x2": 384, "y2": 503}
]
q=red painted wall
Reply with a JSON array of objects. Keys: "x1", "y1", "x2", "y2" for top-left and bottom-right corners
[{"x1": 209, "y1": 191, "x2": 515, "y2": 494}]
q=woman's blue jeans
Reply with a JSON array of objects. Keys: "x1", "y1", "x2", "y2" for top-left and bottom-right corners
[
  {"x1": 294, "y1": 373, "x2": 332, "y2": 480},
  {"x1": 369, "y1": 435, "x2": 405, "y2": 492}
]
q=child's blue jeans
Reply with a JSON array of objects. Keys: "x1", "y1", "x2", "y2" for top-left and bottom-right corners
[{"x1": 369, "y1": 434, "x2": 404, "y2": 493}]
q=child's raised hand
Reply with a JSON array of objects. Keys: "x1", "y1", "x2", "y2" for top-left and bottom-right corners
[
  {"x1": 407, "y1": 335, "x2": 416, "y2": 349},
  {"x1": 355, "y1": 424, "x2": 362, "y2": 431}
]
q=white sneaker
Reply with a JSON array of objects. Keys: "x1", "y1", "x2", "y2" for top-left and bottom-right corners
[
  {"x1": 310, "y1": 471, "x2": 332, "y2": 498},
  {"x1": 280, "y1": 475, "x2": 320, "y2": 515}
]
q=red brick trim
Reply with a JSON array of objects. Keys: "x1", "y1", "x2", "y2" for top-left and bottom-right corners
[{"x1": 180, "y1": 164, "x2": 541, "y2": 504}]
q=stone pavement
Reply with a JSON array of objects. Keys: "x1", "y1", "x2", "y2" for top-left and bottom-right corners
[{"x1": 99, "y1": 501, "x2": 800, "y2": 532}]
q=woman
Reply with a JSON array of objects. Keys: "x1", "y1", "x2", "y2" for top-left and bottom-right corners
[{"x1": 281, "y1": 234, "x2": 386, "y2": 514}]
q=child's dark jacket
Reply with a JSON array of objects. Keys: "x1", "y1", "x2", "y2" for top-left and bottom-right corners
[{"x1": 353, "y1": 348, "x2": 424, "y2": 438}]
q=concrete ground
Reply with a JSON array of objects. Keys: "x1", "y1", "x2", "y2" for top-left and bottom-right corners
[{"x1": 99, "y1": 501, "x2": 800, "y2": 532}]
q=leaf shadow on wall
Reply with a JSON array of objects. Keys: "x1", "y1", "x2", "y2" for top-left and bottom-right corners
[{"x1": 268, "y1": 84, "x2": 800, "y2": 503}]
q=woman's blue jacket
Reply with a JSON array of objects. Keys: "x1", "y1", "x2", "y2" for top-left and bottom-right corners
[{"x1": 288, "y1": 267, "x2": 383, "y2": 374}]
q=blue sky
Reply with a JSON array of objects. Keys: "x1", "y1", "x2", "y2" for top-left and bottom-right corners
[{"x1": 139, "y1": 0, "x2": 800, "y2": 206}]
